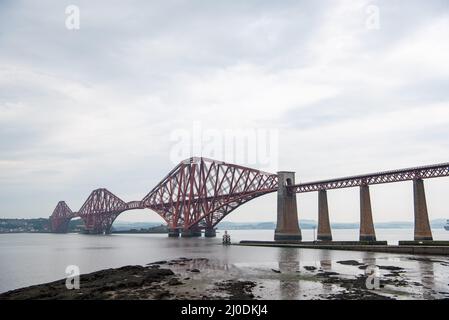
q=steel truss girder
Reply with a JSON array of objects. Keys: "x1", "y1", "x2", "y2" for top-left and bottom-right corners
[
  {"x1": 50, "y1": 160, "x2": 449, "y2": 234},
  {"x1": 49, "y1": 201, "x2": 75, "y2": 232},
  {"x1": 290, "y1": 162, "x2": 449, "y2": 193},
  {"x1": 77, "y1": 188, "x2": 145, "y2": 233},
  {"x1": 141, "y1": 157, "x2": 278, "y2": 229}
]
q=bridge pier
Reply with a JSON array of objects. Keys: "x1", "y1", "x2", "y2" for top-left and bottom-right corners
[
  {"x1": 181, "y1": 227, "x2": 202, "y2": 237},
  {"x1": 275, "y1": 171, "x2": 302, "y2": 241},
  {"x1": 50, "y1": 217, "x2": 71, "y2": 233},
  {"x1": 317, "y1": 190, "x2": 332, "y2": 241},
  {"x1": 204, "y1": 227, "x2": 216, "y2": 237},
  {"x1": 413, "y1": 178, "x2": 433, "y2": 241},
  {"x1": 168, "y1": 228, "x2": 180, "y2": 237},
  {"x1": 359, "y1": 184, "x2": 376, "y2": 241}
]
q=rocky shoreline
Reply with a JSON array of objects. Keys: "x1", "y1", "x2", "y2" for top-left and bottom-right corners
[
  {"x1": 1, "y1": 257, "x2": 448, "y2": 300},
  {"x1": 0, "y1": 258, "x2": 257, "y2": 300}
]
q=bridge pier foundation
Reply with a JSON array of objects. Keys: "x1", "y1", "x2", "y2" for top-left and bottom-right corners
[
  {"x1": 317, "y1": 190, "x2": 332, "y2": 241},
  {"x1": 359, "y1": 184, "x2": 376, "y2": 241},
  {"x1": 50, "y1": 217, "x2": 71, "y2": 233},
  {"x1": 413, "y1": 178, "x2": 433, "y2": 241},
  {"x1": 181, "y1": 227, "x2": 202, "y2": 237},
  {"x1": 204, "y1": 228, "x2": 216, "y2": 237},
  {"x1": 275, "y1": 171, "x2": 302, "y2": 241},
  {"x1": 168, "y1": 228, "x2": 180, "y2": 237}
]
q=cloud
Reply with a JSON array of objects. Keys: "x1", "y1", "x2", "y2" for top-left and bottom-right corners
[{"x1": 0, "y1": 0, "x2": 448, "y2": 223}]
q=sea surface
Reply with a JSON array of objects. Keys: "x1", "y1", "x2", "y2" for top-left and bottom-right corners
[{"x1": 1, "y1": 228, "x2": 449, "y2": 298}]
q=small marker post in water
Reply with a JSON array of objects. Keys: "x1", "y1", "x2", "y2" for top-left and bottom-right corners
[{"x1": 222, "y1": 230, "x2": 231, "y2": 245}]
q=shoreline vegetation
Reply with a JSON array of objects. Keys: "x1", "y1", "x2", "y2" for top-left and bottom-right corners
[{"x1": 1, "y1": 218, "x2": 448, "y2": 234}]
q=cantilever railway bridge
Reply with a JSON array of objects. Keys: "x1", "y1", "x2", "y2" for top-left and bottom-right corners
[
  {"x1": 50, "y1": 157, "x2": 278, "y2": 236},
  {"x1": 50, "y1": 157, "x2": 449, "y2": 240}
]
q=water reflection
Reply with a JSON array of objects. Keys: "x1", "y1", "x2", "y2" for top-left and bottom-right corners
[
  {"x1": 417, "y1": 260, "x2": 435, "y2": 300},
  {"x1": 361, "y1": 251, "x2": 377, "y2": 271},
  {"x1": 319, "y1": 250, "x2": 333, "y2": 292},
  {"x1": 278, "y1": 248, "x2": 300, "y2": 299},
  {"x1": 319, "y1": 249, "x2": 332, "y2": 270},
  {"x1": 1, "y1": 231, "x2": 449, "y2": 299}
]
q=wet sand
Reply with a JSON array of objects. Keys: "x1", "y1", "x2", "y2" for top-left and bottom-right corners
[{"x1": 1, "y1": 256, "x2": 449, "y2": 300}]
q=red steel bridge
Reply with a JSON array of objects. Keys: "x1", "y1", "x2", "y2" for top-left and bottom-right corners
[
  {"x1": 50, "y1": 157, "x2": 449, "y2": 240},
  {"x1": 50, "y1": 157, "x2": 278, "y2": 236}
]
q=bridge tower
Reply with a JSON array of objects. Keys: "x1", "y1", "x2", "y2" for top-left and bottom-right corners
[
  {"x1": 275, "y1": 171, "x2": 302, "y2": 241},
  {"x1": 142, "y1": 157, "x2": 278, "y2": 238},
  {"x1": 49, "y1": 201, "x2": 74, "y2": 233}
]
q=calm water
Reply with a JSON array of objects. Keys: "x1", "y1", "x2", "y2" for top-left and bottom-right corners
[{"x1": 1, "y1": 228, "x2": 449, "y2": 297}]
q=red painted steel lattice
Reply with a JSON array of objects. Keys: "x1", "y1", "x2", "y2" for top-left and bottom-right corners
[
  {"x1": 49, "y1": 157, "x2": 277, "y2": 233},
  {"x1": 49, "y1": 159, "x2": 449, "y2": 234},
  {"x1": 142, "y1": 157, "x2": 278, "y2": 230},
  {"x1": 50, "y1": 201, "x2": 75, "y2": 233},
  {"x1": 291, "y1": 162, "x2": 449, "y2": 193},
  {"x1": 77, "y1": 188, "x2": 147, "y2": 234}
]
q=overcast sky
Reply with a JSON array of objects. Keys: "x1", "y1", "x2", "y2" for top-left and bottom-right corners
[{"x1": 1, "y1": 0, "x2": 449, "y2": 224}]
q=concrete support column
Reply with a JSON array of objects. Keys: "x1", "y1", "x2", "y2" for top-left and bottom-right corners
[
  {"x1": 181, "y1": 227, "x2": 202, "y2": 237},
  {"x1": 204, "y1": 227, "x2": 216, "y2": 237},
  {"x1": 413, "y1": 178, "x2": 433, "y2": 241},
  {"x1": 274, "y1": 171, "x2": 302, "y2": 241},
  {"x1": 317, "y1": 190, "x2": 332, "y2": 241},
  {"x1": 359, "y1": 184, "x2": 376, "y2": 241},
  {"x1": 168, "y1": 228, "x2": 180, "y2": 237}
]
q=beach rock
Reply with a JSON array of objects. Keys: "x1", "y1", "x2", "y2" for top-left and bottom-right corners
[
  {"x1": 337, "y1": 260, "x2": 364, "y2": 266},
  {"x1": 149, "y1": 260, "x2": 167, "y2": 265},
  {"x1": 378, "y1": 265, "x2": 404, "y2": 271},
  {"x1": 304, "y1": 266, "x2": 317, "y2": 271},
  {"x1": 168, "y1": 278, "x2": 183, "y2": 286},
  {"x1": 214, "y1": 280, "x2": 256, "y2": 300}
]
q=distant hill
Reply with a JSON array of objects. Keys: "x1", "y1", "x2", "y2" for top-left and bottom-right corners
[
  {"x1": 0, "y1": 217, "x2": 447, "y2": 233},
  {"x1": 111, "y1": 222, "x2": 167, "y2": 231},
  {"x1": 216, "y1": 219, "x2": 448, "y2": 230},
  {"x1": 0, "y1": 218, "x2": 50, "y2": 233}
]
